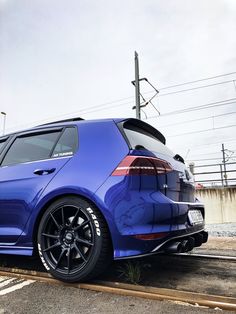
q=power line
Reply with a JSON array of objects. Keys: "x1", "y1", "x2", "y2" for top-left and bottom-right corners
[
  {"x1": 188, "y1": 151, "x2": 232, "y2": 157},
  {"x1": 159, "y1": 71, "x2": 236, "y2": 90},
  {"x1": 169, "y1": 138, "x2": 236, "y2": 150},
  {"x1": 146, "y1": 98, "x2": 236, "y2": 120},
  {"x1": 5, "y1": 71, "x2": 236, "y2": 133},
  {"x1": 157, "y1": 111, "x2": 236, "y2": 128},
  {"x1": 167, "y1": 123, "x2": 236, "y2": 138},
  {"x1": 186, "y1": 156, "x2": 236, "y2": 162},
  {"x1": 158, "y1": 79, "x2": 235, "y2": 97},
  {"x1": 82, "y1": 97, "x2": 236, "y2": 118},
  {"x1": 5, "y1": 100, "x2": 134, "y2": 133},
  {"x1": 23, "y1": 72, "x2": 236, "y2": 123},
  {"x1": 82, "y1": 74, "x2": 236, "y2": 113},
  {"x1": 5, "y1": 98, "x2": 236, "y2": 134}
]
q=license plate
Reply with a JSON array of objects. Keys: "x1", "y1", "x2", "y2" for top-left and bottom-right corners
[{"x1": 188, "y1": 210, "x2": 203, "y2": 225}]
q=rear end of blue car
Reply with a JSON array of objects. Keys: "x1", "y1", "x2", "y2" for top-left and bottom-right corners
[{"x1": 0, "y1": 118, "x2": 208, "y2": 282}]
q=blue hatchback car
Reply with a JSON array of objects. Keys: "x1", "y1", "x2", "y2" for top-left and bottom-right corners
[{"x1": 0, "y1": 117, "x2": 208, "y2": 282}]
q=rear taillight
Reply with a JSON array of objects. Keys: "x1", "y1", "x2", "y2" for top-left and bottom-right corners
[
  {"x1": 112, "y1": 155, "x2": 173, "y2": 176},
  {"x1": 133, "y1": 232, "x2": 169, "y2": 240}
]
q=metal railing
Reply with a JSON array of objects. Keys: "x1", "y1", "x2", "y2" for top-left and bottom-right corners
[{"x1": 189, "y1": 162, "x2": 236, "y2": 187}]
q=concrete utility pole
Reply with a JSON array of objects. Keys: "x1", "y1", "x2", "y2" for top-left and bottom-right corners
[
  {"x1": 134, "y1": 51, "x2": 141, "y2": 119},
  {"x1": 1, "y1": 112, "x2": 6, "y2": 135},
  {"x1": 221, "y1": 143, "x2": 228, "y2": 187}
]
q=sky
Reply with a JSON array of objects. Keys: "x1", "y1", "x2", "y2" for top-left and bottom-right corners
[{"x1": 0, "y1": 0, "x2": 236, "y2": 179}]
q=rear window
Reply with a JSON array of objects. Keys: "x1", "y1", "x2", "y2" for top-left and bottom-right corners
[{"x1": 123, "y1": 122, "x2": 174, "y2": 157}]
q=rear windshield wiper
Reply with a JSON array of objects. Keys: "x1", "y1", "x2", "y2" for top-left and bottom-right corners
[
  {"x1": 135, "y1": 145, "x2": 147, "y2": 150},
  {"x1": 174, "y1": 154, "x2": 185, "y2": 164}
]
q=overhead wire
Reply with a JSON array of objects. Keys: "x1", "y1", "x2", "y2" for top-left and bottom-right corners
[
  {"x1": 186, "y1": 156, "x2": 236, "y2": 162},
  {"x1": 169, "y1": 138, "x2": 236, "y2": 150},
  {"x1": 5, "y1": 71, "x2": 236, "y2": 136},
  {"x1": 167, "y1": 123, "x2": 236, "y2": 138},
  {"x1": 158, "y1": 79, "x2": 235, "y2": 97},
  {"x1": 156, "y1": 111, "x2": 236, "y2": 128},
  {"x1": 157, "y1": 71, "x2": 236, "y2": 90},
  {"x1": 145, "y1": 98, "x2": 236, "y2": 120}
]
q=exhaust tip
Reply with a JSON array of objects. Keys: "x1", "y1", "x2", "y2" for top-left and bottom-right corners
[
  {"x1": 201, "y1": 231, "x2": 208, "y2": 244},
  {"x1": 181, "y1": 240, "x2": 189, "y2": 253},
  {"x1": 165, "y1": 241, "x2": 183, "y2": 254},
  {"x1": 187, "y1": 236, "x2": 195, "y2": 251},
  {"x1": 181, "y1": 237, "x2": 195, "y2": 252},
  {"x1": 194, "y1": 233, "x2": 203, "y2": 247}
]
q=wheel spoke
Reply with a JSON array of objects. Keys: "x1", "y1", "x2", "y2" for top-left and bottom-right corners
[
  {"x1": 42, "y1": 233, "x2": 59, "y2": 239},
  {"x1": 70, "y1": 208, "x2": 80, "y2": 227},
  {"x1": 67, "y1": 248, "x2": 71, "y2": 273},
  {"x1": 50, "y1": 213, "x2": 60, "y2": 230},
  {"x1": 74, "y1": 243, "x2": 87, "y2": 262},
  {"x1": 55, "y1": 248, "x2": 66, "y2": 269},
  {"x1": 43, "y1": 242, "x2": 61, "y2": 252},
  {"x1": 74, "y1": 219, "x2": 90, "y2": 231},
  {"x1": 61, "y1": 207, "x2": 65, "y2": 227},
  {"x1": 76, "y1": 237, "x2": 93, "y2": 247}
]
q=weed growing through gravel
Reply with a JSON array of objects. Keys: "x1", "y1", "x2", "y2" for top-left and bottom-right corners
[{"x1": 118, "y1": 261, "x2": 141, "y2": 284}]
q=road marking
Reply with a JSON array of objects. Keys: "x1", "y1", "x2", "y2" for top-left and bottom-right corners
[
  {"x1": 0, "y1": 276, "x2": 34, "y2": 296},
  {"x1": 0, "y1": 278, "x2": 15, "y2": 288}
]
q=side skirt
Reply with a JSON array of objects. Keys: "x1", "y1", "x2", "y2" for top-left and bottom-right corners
[{"x1": 0, "y1": 246, "x2": 33, "y2": 256}]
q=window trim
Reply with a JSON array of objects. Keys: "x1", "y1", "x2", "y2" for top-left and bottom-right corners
[{"x1": 0, "y1": 136, "x2": 9, "y2": 154}]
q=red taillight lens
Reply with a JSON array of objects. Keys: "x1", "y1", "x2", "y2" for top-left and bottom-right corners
[
  {"x1": 133, "y1": 232, "x2": 169, "y2": 240},
  {"x1": 112, "y1": 155, "x2": 173, "y2": 176}
]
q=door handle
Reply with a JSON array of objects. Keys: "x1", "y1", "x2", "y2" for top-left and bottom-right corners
[{"x1": 34, "y1": 168, "x2": 56, "y2": 175}]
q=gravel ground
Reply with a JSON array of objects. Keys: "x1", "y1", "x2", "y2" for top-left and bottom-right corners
[{"x1": 206, "y1": 223, "x2": 236, "y2": 237}]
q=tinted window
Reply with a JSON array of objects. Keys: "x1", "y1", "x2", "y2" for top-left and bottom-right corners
[
  {"x1": 52, "y1": 127, "x2": 78, "y2": 158},
  {"x1": 123, "y1": 123, "x2": 173, "y2": 157},
  {"x1": 1, "y1": 131, "x2": 61, "y2": 166}
]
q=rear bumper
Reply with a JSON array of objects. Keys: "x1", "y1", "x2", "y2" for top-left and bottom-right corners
[
  {"x1": 152, "y1": 229, "x2": 208, "y2": 253},
  {"x1": 96, "y1": 176, "x2": 206, "y2": 259},
  {"x1": 115, "y1": 230, "x2": 208, "y2": 260}
]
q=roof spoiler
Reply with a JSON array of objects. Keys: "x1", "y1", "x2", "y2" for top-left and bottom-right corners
[{"x1": 121, "y1": 118, "x2": 166, "y2": 145}]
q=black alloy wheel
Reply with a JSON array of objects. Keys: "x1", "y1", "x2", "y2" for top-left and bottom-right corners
[{"x1": 37, "y1": 196, "x2": 111, "y2": 282}]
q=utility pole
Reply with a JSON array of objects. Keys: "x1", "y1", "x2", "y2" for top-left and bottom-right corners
[
  {"x1": 1, "y1": 112, "x2": 6, "y2": 135},
  {"x1": 134, "y1": 51, "x2": 141, "y2": 119},
  {"x1": 221, "y1": 143, "x2": 228, "y2": 187}
]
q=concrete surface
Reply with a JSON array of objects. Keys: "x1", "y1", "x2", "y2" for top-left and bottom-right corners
[
  {"x1": 193, "y1": 236, "x2": 236, "y2": 256},
  {"x1": 196, "y1": 187, "x2": 236, "y2": 223},
  {"x1": 0, "y1": 278, "x2": 233, "y2": 314},
  {"x1": 206, "y1": 223, "x2": 236, "y2": 237}
]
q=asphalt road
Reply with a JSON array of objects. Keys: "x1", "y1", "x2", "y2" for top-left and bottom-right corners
[{"x1": 0, "y1": 276, "x2": 234, "y2": 314}]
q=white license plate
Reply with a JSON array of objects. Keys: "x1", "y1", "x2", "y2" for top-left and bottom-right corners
[{"x1": 188, "y1": 210, "x2": 203, "y2": 225}]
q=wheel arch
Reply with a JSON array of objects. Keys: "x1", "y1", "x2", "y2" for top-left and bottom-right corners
[{"x1": 32, "y1": 193, "x2": 113, "y2": 254}]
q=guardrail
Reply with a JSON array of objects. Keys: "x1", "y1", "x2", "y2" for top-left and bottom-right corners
[{"x1": 189, "y1": 162, "x2": 236, "y2": 187}]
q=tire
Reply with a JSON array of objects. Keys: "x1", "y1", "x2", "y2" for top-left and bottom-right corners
[{"x1": 37, "y1": 196, "x2": 112, "y2": 282}]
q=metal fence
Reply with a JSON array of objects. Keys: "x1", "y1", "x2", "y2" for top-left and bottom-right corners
[{"x1": 189, "y1": 161, "x2": 236, "y2": 187}]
